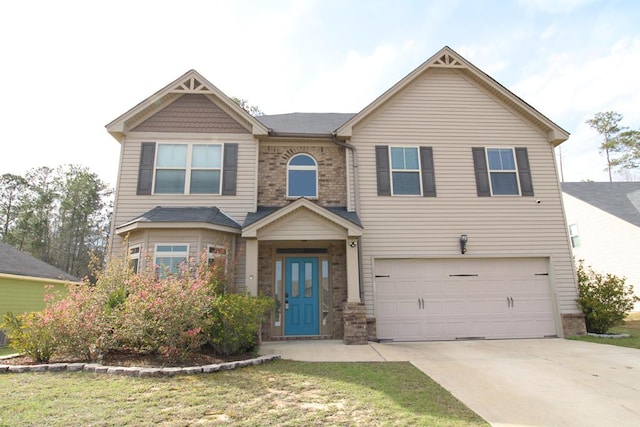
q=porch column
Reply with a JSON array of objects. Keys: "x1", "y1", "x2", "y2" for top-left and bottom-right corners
[
  {"x1": 245, "y1": 238, "x2": 258, "y2": 296},
  {"x1": 346, "y1": 238, "x2": 360, "y2": 303}
]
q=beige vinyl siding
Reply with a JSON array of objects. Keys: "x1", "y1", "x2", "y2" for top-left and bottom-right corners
[
  {"x1": 110, "y1": 132, "x2": 256, "y2": 252},
  {"x1": 258, "y1": 210, "x2": 346, "y2": 241},
  {"x1": 352, "y1": 67, "x2": 578, "y2": 316}
]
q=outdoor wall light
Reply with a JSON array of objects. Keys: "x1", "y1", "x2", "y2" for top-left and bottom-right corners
[
  {"x1": 459, "y1": 234, "x2": 468, "y2": 254},
  {"x1": 349, "y1": 241, "x2": 357, "y2": 248}
]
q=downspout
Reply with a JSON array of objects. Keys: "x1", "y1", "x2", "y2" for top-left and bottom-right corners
[{"x1": 332, "y1": 133, "x2": 365, "y2": 302}]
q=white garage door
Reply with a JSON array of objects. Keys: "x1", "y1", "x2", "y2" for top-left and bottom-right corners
[{"x1": 374, "y1": 258, "x2": 557, "y2": 341}]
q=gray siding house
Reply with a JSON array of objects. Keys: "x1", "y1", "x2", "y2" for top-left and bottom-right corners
[{"x1": 106, "y1": 46, "x2": 586, "y2": 344}]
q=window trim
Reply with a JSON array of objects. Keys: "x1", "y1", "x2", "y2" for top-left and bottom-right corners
[
  {"x1": 389, "y1": 145, "x2": 423, "y2": 196},
  {"x1": 286, "y1": 153, "x2": 319, "y2": 198},
  {"x1": 153, "y1": 142, "x2": 223, "y2": 195},
  {"x1": 154, "y1": 243, "x2": 190, "y2": 276},
  {"x1": 485, "y1": 147, "x2": 521, "y2": 196}
]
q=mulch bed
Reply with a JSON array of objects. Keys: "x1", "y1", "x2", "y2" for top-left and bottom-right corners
[{"x1": 1, "y1": 346, "x2": 254, "y2": 368}]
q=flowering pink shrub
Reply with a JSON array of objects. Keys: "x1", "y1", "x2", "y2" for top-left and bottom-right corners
[{"x1": 114, "y1": 263, "x2": 213, "y2": 361}]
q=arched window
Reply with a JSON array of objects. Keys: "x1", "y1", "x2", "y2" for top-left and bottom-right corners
[{"x1": 287, "y1": 154, "x2": 318, "y2": 198}]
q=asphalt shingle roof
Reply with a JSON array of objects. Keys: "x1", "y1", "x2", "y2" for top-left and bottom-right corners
[
  {"x1": 0, "y1": 242, "x2": 79, "y2": 281},
  {"x1": 125, "y1": 206, "x2": 241, "y2": 229},
  {"x1": 562, "y1": 182, "x2": 640, "y2": 228},
  {"x1": 257, "y1": 113, "x2": 356, "y2": 135}
]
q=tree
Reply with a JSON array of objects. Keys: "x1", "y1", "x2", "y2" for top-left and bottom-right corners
[
  {"x1": 0, "y1": 173, "x2": 28, "y2": 243},
  {"x1": 232, "y1": 97, "x2": 264, "y2": 116},
  {"x1": 1, "y1": 165, "x2": 112, "y2": 278},
  {"x1": 50, "y1": 165, "x2": 112, "y2": 278},
  {"x1": 612, "y1": 129, "x2": 640, "y2": 172},
  {"x1": 585, "y1": 111, "x2": 625, "y2": 182}
]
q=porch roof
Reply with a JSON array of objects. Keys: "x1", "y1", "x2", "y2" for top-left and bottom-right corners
[
  {"x1": 242, "y1": 200, "x2": 363, "y2": 238},
  {"x1": 115, "y1": 206, "x2": 242, "y2": 235}
]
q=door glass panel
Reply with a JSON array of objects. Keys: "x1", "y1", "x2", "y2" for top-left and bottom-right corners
[
  {"x1": 305, "y1": 262, "x2": 313, "y2": 297},
  {"x1": 322, "y1": 259, "x2": 329, "y2": 326},
  {"x1": 275, "y1": 260, "x2": 282, "y2": 324},
  {"x1": 291, "y1": 263, "x2": 299, "y2": 297}
]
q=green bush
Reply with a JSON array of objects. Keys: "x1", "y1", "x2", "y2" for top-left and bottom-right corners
[
  {"x1": 2, "y1": 311, "x2": 57, "y2": 363},
  {"x1": 205, "y1": 294, "x2": 273, "y2": 356},
  {"x1": 575, "y1": 259, "x2": 639, "y2": 334}
]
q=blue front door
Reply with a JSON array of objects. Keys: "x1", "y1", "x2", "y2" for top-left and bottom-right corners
[{"x1": 285, "y1": 257, "x2": 319, "y2": 335}]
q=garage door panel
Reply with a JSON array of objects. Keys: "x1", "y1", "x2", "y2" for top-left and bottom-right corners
[{"x1": 375, "y1": 258, "x2": 557, "y2": 341}]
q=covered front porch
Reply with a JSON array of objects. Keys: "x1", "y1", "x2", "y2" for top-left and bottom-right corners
[{"x1": 242, "y1": 198, "x2": 366, "y2": 344}]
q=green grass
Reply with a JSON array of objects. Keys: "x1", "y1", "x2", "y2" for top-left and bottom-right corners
[
  {"x1": 0, "y1": 361, "x2": 486, "y2": 426},
  {"x1": 0, "y1": 347, "x2": 17, "y2": 357},
  {"x1": 569, "y1": 319, "x2": 640, "y2": 349}
]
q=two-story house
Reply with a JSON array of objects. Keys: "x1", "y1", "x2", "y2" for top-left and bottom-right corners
[{"x1": 106, "y1": 46, "x2": 586, "y2": 344}]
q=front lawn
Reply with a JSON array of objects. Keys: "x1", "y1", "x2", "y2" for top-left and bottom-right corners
[
  {"x1": 0, "y1": 346, "x2": 17, "y2": 357},
  {"x1": 0, "y1": 360, "x2": 487, "y2": 426},
  {"x1": 569, "y1": 319, "x2": 640, "y2": 349}
]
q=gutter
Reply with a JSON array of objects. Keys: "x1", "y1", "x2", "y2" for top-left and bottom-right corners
[{"x1": 331, "y1": 133, "x2": 365, "y2": 302}]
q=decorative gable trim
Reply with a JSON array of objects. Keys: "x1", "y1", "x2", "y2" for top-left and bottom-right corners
[{"x1": 106, "y1": 69, "x2": 268, "y2": 142}]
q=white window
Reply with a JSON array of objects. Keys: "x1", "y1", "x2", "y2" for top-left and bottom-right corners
[
  {"x1": 486, "y1": 148, "x2": 519, "y2": 195},
  {"x1": 154, "y1": 143, "x2": 222, "y2": 194},
  {"x1": 155, "y1": 244, "x2": 189, "y2": 276},
  {"x1": 390, "y1": 147, "x2": 421, "y2": 195},
  {"x1": 129, "y1": 245, "x2": 141, "y2": 273},
  {"x1": 569, "y1": 224, "x2": 581, "y2": 248},
  {"x1": 287, "y1": 154, "x2": 318, "y2": 198}
]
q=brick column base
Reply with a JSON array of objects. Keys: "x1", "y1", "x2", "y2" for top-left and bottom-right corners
[
  {"x1": 562, "y1": 313, "x2": 587, "y2": 337},
  {"x1": 343, "y1": 302, "x2": 367, "y2": 345}
]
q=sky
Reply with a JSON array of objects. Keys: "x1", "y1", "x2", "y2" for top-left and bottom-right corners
[{"x1": 1, "y1": 0, "x2": 639, "y2": 188}]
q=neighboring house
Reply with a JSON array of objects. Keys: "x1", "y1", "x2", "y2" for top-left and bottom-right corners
[
  {"x1": 106, "y1": 46, "x2": 586, "y2": 344},
  {"x1": 0, "y1": 242, "x2": 78, "y2": 345},
  {"x1": 562, "y1": 182, "x2": 640, "y2": 311}
]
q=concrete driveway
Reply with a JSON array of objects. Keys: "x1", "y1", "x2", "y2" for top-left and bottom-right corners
[{"x1": 260, "y1": 339, "x2": 640, "y2": 426}]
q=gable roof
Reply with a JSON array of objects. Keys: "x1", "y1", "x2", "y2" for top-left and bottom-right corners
[
  {"x1": 242, "y1": 199, "x2": 363, "y2": 238},
  {"x1": 562, "y1": 182, "x2": 640, "y2": 227},
  {"x1": 257, "y1": 113, "x2": 355, "y2": 136},
  {"x1": 115, "y1": 206, "x2": 241, "y2": 235},
  {"x1": 105, "y1": 69, "x2": 268, "y2": 142},
  {"x1": 336, "y1": 46, "x2": 570, "y2": 146},
  {"x1": 0, "y1": 242, "x2": 79, "y2": 282}
]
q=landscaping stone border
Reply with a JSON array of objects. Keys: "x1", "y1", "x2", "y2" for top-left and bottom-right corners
[{"x1": 0, "y1": 354, "x2": 281, "y2": 377}]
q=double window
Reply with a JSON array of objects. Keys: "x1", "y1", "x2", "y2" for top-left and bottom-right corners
[
  {"x1": 155, "y1": 144, "x2": 222, "y2": 194},
  {"x1": 287, "y1": 154, "x2": 318, "y2": 198},
  {"x1": 375, "y1": 145, "x2": 436, "y2": 197},
  {"x1": 136, "y1": 142, "x2": 238, "y2": 196},
  {"x1": 472, "y1": 147, "x2": 533, "y2": 197}
]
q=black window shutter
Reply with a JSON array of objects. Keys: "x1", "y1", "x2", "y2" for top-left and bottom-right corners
[
  {"x1": 472, "y1": 147, "x2": 491, "y2": 197},
  {"x1": 137, "y1": 142, "x2": 156, "y2": 195},
  {"x1": 420, "y1": 147, "x2": 436, "y2": 197},
  {"x1": 222, "y1": 143, "x2": 238, "y2": 195},
  {"x1": 515, "y1": 147, "x2": 534, "y2": 196},
  {"x1": 375, "y1": 145, "x2": 391, "y2": 196}
]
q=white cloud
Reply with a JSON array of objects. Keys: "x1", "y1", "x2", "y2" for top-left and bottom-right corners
[{"x1": 517, "y1": 0, "x2": 596, "y2": 14}]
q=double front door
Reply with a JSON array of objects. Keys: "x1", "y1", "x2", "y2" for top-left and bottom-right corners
[{"x1": 285, "y1": 257, "x2": 319, "y2": 335}]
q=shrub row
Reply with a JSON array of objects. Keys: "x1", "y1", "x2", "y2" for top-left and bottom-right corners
[{"x1": 3, "y1": 251, "x2": 273, "y2": 363}]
